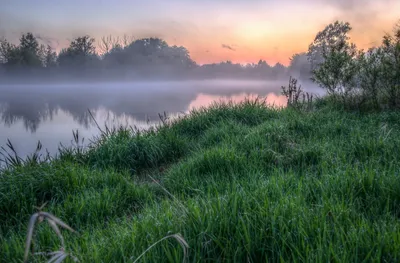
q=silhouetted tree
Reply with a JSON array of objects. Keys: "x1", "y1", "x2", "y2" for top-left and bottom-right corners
[
  {"x1": 101, "y1": 37, "x2": 197, "y2": 78},
  {"x1": 355, "y1": 47, "x2": 385, "y2": 108},
  {"x1": 0, "y1": 38, "x2": 17, "y2": 64},
  {"x1": 98, "y1": 35, "x2": 121, "y2": 55},
  {"x1": 308, "y1": 21, "x2": 360, "y2": 101},
  {"x1": 269, "y1": 63, "x2": 287, "y2": 80},
  {"x1": 44, "y1": 45, "x2": 57, "y2": 68},
  {"x1": 379, "y1": 23, "x2": 400, "y2": 107},
  {"x1": 58, "y1": 35, "x2": 98, "y2": 68},
  {"x1": 165, "y1": 45, "x2": 197, "y2": 70},
  {"x1": 18, "y1": 33, "x2": 43, "y2": 68},
  {"x1": 57, "y1": 35, "x2": 101, "y2": 79},
  {"x1": 288, "y1": 53, "x2": 312, "y2": 81},
  {"x1": 255, "y1": 60, "x2": 272, "y2": 78},
  {"x1": 0, "y1": 33, "x2": 45, "y2": 73},
  {"x1": 307, "y1": 21, "x2": 353, "y2": 70},
  {"x1": 0, "y1": 33, "x2": 291, "y2": 81}
]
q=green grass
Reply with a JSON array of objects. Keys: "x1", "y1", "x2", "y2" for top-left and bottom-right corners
[{"x1": 2, "y1": 99, "x2": 400, "y2": 262}]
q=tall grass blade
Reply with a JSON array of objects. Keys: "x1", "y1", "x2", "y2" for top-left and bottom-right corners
[
  {"x1": 87, "y1": 109, "x2": 104, "y2": 134},
  {"x1": 132, "y1": 234, "x2": 189, "y2": 263},
  {"x1": 40, "y1": 212, "x2": 76, "y2": 233},
  {"x1": 46, "y1": 218, "x2": 65, "y2": 248},
  {"x1": 24, "y1": 213, "x2": 39, "y2": 262}
]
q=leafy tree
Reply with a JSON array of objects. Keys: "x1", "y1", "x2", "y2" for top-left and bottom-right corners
[
  {"x1": 125, "y1": 38, "x2": 169, "y2": 68},
  {"x1": 44, "y1": 45, "x2": 57, "y2": 68},
  {"x1": 0, "y1": 38, "x2": 17, "y2": 64},
  {"x1": 254, "y1": 60, "x2": 271, "y2": 78},
  {"x1": 18, "y1": 33, "x2": 43, "y2": 68},
  {"x1": 102, "y1": 45, "x2": 126, "y2": 69},
  {"x1": 70, "y1": 35, "x2": 96, "y2": 56},
  {"x1": 19, "y1": 33, "x2": 39, "y2": 54},
  {"x1": 103, "y1": 37, "x2": 197, "y2": 77},
  {"x1": 165, "y1": 45, "x2": 196, "y2": 70},
  {"x1": 307, "y1": 21, "x2": 352, "y2": 70},
  {"x1": 58, "y1": 35, "x2": 98, "y2": 68},
  {"x1": 356, "y1": 47, "x2": 384, "y2": 108},
  {"x1": 0, "y1": 33, "x2": 43, "y2": 68},
  {"x1": 288, "y1": 53, "x2": 312, "y2": 81},
  {"x1": 308, "y1": 21, "x2": 360, "y2": 102},
  {"x1": 271, "y1": 62, "x2": 287, "y2": 79},
  {"x1": 256, "y1": 59, "x2": 270, "y2": 70},
  {"x1": 379, "y1": 24, "x2": 400, "y2": 107}
]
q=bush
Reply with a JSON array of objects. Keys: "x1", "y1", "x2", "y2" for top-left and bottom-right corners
[{"x1": 308, "y1": 20, "x2": 400, "y2": 111}]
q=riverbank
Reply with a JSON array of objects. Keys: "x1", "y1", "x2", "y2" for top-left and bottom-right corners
[{"x1": 1, "y1": 98, "x2": 400, "y2": 262}]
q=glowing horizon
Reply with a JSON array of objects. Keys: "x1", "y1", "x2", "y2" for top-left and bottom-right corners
[{"x1": 1, "y1": 0, "x2": 399, "y2": 66}]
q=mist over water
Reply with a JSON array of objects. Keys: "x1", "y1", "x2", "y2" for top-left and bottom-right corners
[{"x1": 0, "y1": 79, "x2": 321, "y2": 158}]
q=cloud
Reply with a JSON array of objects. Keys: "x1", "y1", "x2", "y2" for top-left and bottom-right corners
[
  {"x1": 309, "y1": 0, "x2": 398, "y2": 47},
  {"x1": 326, "y1": 0, "x2": 368, "y2": 11},
  {"x1": 221, "y1": 44, "x2": 235, "y2": 51},
  {"x1": 315, "y1": 0, "x2": 391, "y2": 11},
  {"x1": 322, "y1": 0, "x2": 396, "y2": 20},
  {"x1": 313, "y1": 0, "x2": 395, "y2": 21}
]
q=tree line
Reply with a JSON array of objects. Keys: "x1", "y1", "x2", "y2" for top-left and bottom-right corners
[
  {"x1": 306, "y1": 20, "x2": 400, "y2": 109},
  {"x1": 1, "y1": 17, "x2": 398, "y2": 112},
  {"x1": 0, "y1": 33, "x2": 312, "y2": 83}
]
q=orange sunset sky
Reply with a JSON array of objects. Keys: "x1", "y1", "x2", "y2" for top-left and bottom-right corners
[{"x1": 1, "y1": 0, "x2": 399, "y2": 65}]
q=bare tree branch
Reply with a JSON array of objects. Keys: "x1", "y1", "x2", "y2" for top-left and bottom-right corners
[
  {"x1": 122, "y1": 34, "x2": 135, "y2": 47},
  {"x1": 98, "y1": 35, "x2": 121, "y2": 54}
]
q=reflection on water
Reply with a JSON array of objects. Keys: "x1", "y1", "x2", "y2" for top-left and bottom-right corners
[
  {"x1": 188, "y1": 92, "x2": 287, "y2": 110},
  {"x1": 0, "y1": 80, "x2": 319, "y2": 158}
]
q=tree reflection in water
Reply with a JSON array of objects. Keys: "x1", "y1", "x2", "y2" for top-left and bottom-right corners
[{"x1": 0, "y1": 80, "x2": 296, "y2": 133}]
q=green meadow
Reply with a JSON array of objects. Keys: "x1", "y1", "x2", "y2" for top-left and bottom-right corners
[{"x1": 1, "y1": 98, "x2": 400, "y2": 262}]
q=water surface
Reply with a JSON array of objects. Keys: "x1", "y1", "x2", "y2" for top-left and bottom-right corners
[{"x1": 0, "y1": 79, "x2": 320, "y2": 159}]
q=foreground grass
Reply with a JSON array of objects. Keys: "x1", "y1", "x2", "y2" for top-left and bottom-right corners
[{"x1": 1, "y1": 99, "x2": 400, "y2": 262}]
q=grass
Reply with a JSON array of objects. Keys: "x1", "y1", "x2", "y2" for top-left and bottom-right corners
[{"x1": 1, "y1": 98, "x2": 400, "y2": 262}]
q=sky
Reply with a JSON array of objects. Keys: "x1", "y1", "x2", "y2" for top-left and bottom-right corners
[{"x1": 0, "y1": 0, "x2": 399, "y2": 65}]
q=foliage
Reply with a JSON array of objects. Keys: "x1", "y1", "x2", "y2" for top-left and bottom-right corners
[
  {"x1": 0, "y1": 33, "x2": 55, "y2": 73},
  {"x1": 379, "y1": 24, "x2": 400, "y2": 108},
  {"x1": 308, "y1": 20, "x2": 400, "y2": 110},
  {"x1": 307, "y1": 21, "x2": 353, "y2": 70},
  {"x1": 0, "y1": 38, "x2": 18, "y2": 64},
  {"x1": 281, "y1": 76, "x2": 313, "y2": 110},
  {"x1": 0, "y1": 33, "x2": 293, "y2": 81},
  {"x1": 308, "y1": 21, "x2": 360, "y2": 102},
  {"x1": 58, "y1": 36, "x2": 99, "y2": 69},
  {"x1": 44, "y1": 45, "x2": 57, "y2": 68},
  {"x1": 288, "y1": 52, "x2": 312, "y2": 81},
  {"x1": 356, "y1": 47, "x2": 384, "y2": 108}
]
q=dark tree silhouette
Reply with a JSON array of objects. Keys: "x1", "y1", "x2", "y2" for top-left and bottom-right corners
[
  {"x1": 288, "y1": 53, "x2": 312, "y2": 81},
  {"x1": 307, "y1": 21, "x2": 353, "y2": 70},
  {"x1": 58, "y1": 36, "x2": 98, "y2": 68},
  {"x1": 0, "y1": 33, "x2": 293, "y2": 82},
  {"x1": 44, "y1": 45, "x2": 57, "y2": 68}
]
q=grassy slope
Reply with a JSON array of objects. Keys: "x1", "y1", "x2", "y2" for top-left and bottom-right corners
[{"x1": 1, "y1": 100, "x2": 400, "y2": 262}]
